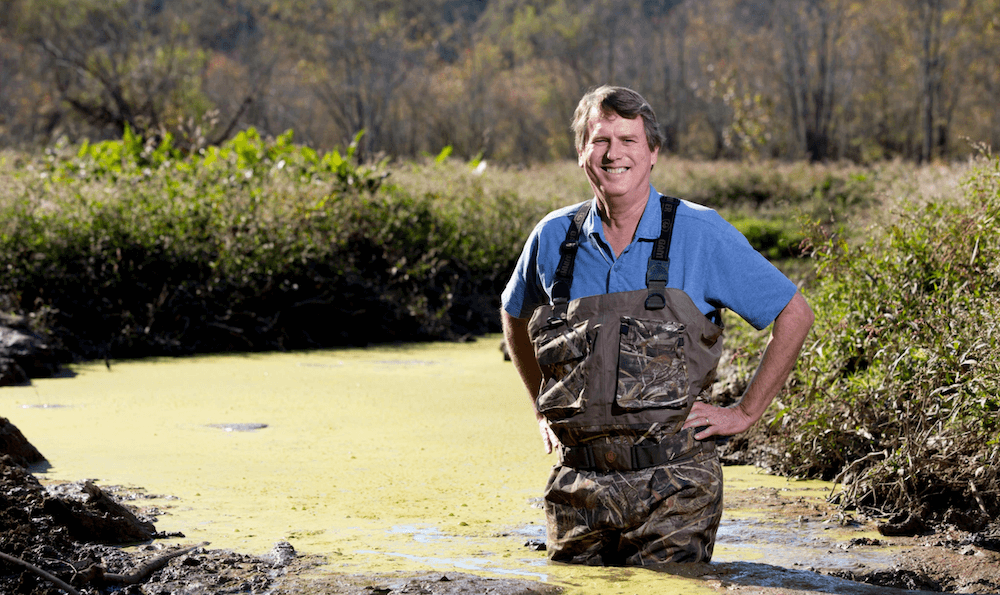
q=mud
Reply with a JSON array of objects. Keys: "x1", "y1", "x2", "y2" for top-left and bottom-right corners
[{"x1": 716, "y1": 484, "x2": 1000, "y2": 594}]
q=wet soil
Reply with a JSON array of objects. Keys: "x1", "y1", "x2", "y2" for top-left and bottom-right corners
[
  {"x1": 4, "y1": 452, "x2": 1000, "y2": 595},
  {"x1": 715, "y1": 485, "x2": 1000, "y2": 595}
]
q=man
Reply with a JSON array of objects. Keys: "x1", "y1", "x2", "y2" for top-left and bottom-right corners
[{"x1": 501, "y1": 86, "x2": 814, "y2": 566}]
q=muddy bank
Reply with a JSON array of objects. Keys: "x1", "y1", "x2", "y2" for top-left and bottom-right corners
[
  {"x1": 0, "y1": 314, "x2": 64, "y2": 387},
  {"x1": 0, "y1": 451, "x2": 555, "y2": 595}
]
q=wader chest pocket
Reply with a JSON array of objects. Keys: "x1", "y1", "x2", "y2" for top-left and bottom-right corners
[
  {"x1": 616, "y1": 317, "x2": 689, "y2": 410},
  {"x1": 533, "y1": 320, "x2": 594, "y2": 419}
]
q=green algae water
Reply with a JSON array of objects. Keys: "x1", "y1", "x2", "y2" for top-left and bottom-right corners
[{"x1": 3, "y1": 337, "x2": 884, "y2": 594}]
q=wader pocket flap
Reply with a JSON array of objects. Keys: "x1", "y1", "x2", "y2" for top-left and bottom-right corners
[
  {"x1": 616, "y1": 317, "x2": 689, "y2": 411},
  {"x1": 536, "y1": 366, "x2": 587, "y2": 419},
  {"x1": 534, "y1": 321, "x2": 594, "y2": 419},
  {"x1": 535, "y1": 321, "x2": 590, "y2": 367}
]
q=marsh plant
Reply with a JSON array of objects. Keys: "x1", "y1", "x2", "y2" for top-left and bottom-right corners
[
  {"x1": 0, "y1": 129, "x2": 540, "y2": 357},
  {"x1": 754, "y1": 150, "x2": 1000, "y2": 528}
]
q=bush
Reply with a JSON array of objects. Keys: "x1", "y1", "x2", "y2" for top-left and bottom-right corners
[
  {"x1": 751, "y1": 151, "x2": 1000, "y2": 526},
  {"x1": 727, "y1": 215, "x2": 804, "y2": 260},
  {"x1": 0, "y1": 130, "x2": 542, "y2": 359}
]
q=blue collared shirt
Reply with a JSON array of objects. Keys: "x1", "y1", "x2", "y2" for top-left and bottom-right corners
[{"x1": 501, "y1": 185, "x2": 797, "y2": 330}]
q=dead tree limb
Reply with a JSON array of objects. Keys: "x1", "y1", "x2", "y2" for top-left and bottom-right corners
[
  {"x1": 0, "y1": 551, "x2": 81, "y2": 595},
  {"x1": 101, "y1": 541, "x2": 210, "y2": 586}
]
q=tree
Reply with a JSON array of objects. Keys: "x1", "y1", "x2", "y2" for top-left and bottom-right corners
[
  {"x1": 965, "y1": 0, "x2": 1000, "y2": 151},
  {"x1": 278, "y1": 1, "x2": 427, "y2": 160},
  {"x1": 15, "y1": 0, "x2": 265, "y2": 146},
  {"x1": 649, "y1": 0, "x2": 691, "y2": 154},
  {"x1": 909, "y1": 0, "x2": 974, "y2": 162},
  {"x1": 773, "y1": 0, "x2": 850, "y2": 161}
]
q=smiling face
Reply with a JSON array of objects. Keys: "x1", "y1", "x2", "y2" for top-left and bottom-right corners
[{"x1": 578, "y1": 111, "x2": 659, "y2": 213}]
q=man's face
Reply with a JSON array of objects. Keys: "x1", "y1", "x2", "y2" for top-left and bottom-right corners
[{"x1": 578, "y1": 112, "x2": 659, "y2": 209}]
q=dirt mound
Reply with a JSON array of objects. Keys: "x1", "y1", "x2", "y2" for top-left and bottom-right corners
[{"x1": 0, "y1": 417, "x2": 45, "y2": 468}]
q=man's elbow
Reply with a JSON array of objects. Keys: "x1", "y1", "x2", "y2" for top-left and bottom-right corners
[
  {"x1": 783, "y1": 291, "x2": 815, "y2": 337},
  {"x1": 795, "y1": 291, "x2": 815, "y2": 328}
]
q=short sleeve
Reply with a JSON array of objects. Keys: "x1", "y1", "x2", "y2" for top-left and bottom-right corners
[
  {"x1": 701, "y1": 215, "x2": 797, "y2": 330},
  {"x1": 501, "y1": 221, "x2": 547, "y2": 319}
]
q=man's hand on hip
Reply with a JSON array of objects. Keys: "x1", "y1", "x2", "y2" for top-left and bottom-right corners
[{"x1": 538, "y1": 417, "x2": 560, "y2": 454}]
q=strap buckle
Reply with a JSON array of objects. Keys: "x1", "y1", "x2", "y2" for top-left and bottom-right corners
[
  {"x1": 645, "y1": 257, "x2": 669, "y2": 310},
  {"x1": 559, "y1": 240, "x2": 579, "y2": 253}
]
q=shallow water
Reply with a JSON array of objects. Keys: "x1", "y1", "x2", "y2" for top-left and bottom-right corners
[{"x1": 4, "y1": 337, "x2": 892, "y2": 594}]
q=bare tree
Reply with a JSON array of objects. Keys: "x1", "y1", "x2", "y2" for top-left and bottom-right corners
[
  {"x1": 296, "y1": 4, "x2": 421, "y2": 161},
  {"x1": 911, "y1": 0, "x2": 973, "y2": 162},
  {"x1": 772, "y1": 0, "x2": 848, "y2": 161},
  {"x1": 653, "y1": 0, "x2": 690, "y2": 154}
]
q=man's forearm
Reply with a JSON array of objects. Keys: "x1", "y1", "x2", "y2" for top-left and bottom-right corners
[
  {"x1": 684, "y1": 291, "x2": 814, "y2": 438},
  {"x1": 501, "y1": 310, "x2": 543, "y2": 417},
  {"x1": 737, "y1": 291, "x2": 815, "y2": 424},
  {"x1": 503, "y1": 310, "x2": 561, "y2": 453}
]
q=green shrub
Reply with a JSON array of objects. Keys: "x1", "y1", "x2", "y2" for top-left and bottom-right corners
[
  {"x1": 752, "y1": 151, "x2": 1000, "y2": 526},
  {"x1": 727, "y1": 215, "x2": 805, "y2": 260},
  {"x1": 0, "y1": 131, "x2": 538, "y2": 358}
]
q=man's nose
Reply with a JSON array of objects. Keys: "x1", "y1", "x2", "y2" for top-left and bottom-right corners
[{"x1": 604, "y1": 140, "x2": 620, "y2": 161}]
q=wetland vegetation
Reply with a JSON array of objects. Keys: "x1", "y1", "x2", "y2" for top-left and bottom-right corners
[
  {"x1": 1, "y1": 130, "x2": 999, "y2": 592},
  {"x1": 2, "y1": 130, "x2": 999, "y2": 526}
]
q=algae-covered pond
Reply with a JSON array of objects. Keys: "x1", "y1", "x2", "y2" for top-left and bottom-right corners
[{"x1": 4, "y1": 336, "x2": 896, "y2": 594}]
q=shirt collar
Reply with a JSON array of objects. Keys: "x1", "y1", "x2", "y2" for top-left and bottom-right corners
[
  {"x1": 583, "y1": 185, "x2": 662, "y2": 242},
  {"x1": 634, "y1": 185, "x2": 663, "y2": 241}
]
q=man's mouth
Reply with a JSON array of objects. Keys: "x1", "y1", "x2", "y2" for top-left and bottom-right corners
[{"x1": 603, "y1": 167, "x2": 629, "y2": 174}]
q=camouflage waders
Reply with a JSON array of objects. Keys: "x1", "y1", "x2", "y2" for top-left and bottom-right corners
[{"x1": 527, "y1": 196, "x2": 725, "y2": 565}]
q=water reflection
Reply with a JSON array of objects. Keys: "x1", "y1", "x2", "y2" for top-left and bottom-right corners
[{"x1": 205, "y1": 423, "x2": 269, "y2": 432}]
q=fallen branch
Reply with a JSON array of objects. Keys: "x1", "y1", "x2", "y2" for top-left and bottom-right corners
[
  {"x1": 102, "y1": 541, "x2": 210, "y2": 586},
  {"x1": 0, "y1": 551, "x2": 81, "y2": 595},
  {"x1": 0, "y1": 541, "x2": 210, "y2": 594},
  {"x1": 829, "y1": 449, "x2": 888, "y2": 500}
]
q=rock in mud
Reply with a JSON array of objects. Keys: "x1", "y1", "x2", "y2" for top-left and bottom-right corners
[
  {"x1": 268, "y1": 540, "x2": 297, "y2": 566},
  {"x1": 0, "y1": 314, "x2": 63, "y2": 386},
  {"x1": 0, "y1": 417, "x2": 46, "y2": 467},
  {"x1": 43, "y1": 479, "x2": 156, "y2": 544}
]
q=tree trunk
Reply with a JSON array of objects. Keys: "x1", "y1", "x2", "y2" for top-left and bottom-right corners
[{"x1": 919, "y1": 0, "x2": 942, "y2": 163}]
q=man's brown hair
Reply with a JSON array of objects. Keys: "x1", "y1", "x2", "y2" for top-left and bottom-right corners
[{"x1": 572, "y1": 86, "x2": 664, "y2": 154}]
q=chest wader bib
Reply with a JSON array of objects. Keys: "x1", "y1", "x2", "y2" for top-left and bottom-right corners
[{"x1": 527, "y1": 196, "x2": 726, "y2": 566}]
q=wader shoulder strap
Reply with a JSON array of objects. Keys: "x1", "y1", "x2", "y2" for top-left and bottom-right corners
[
  {"x1": 551, "y1": 202, "x2": 591, "y2": 305},
  {"x1": 550, "y1": 196, "x2": 680, "y2": 310},
  {"x1": 645, "y1": 195, "x2": 680, "y2": 310}
]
